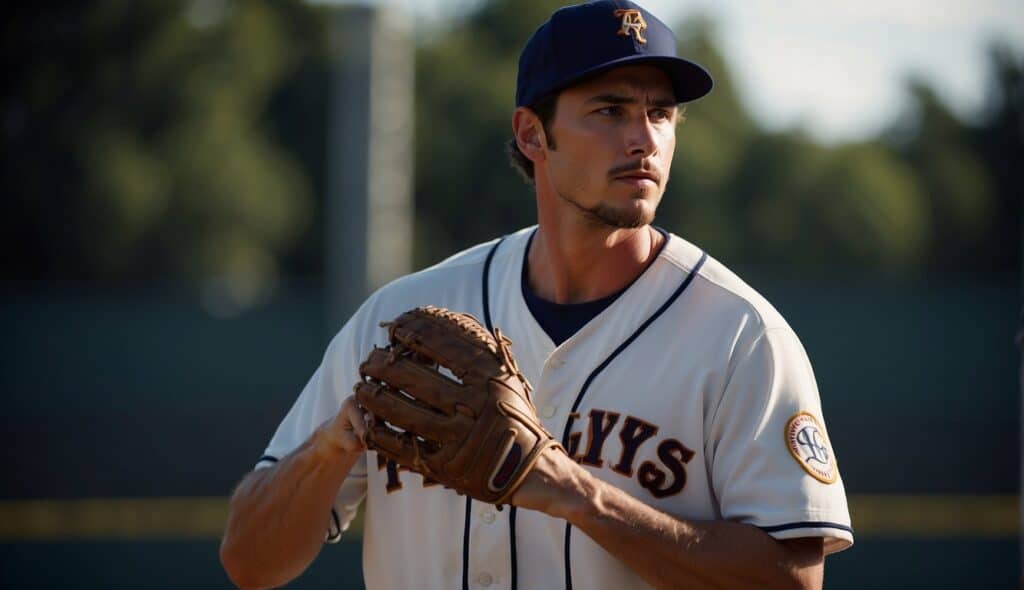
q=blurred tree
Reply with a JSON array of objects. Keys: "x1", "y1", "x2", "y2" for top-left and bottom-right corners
[
  {"x1": 1, "y1": 0, "x2": 322, "y2": 303},
  {"x1": 712, "y1": 129, "x2": 929, "y2": 272},
  {"x1": 801, "y1": 142, "x2": 929, "y2": 270},
  {"x1": 660, "y1": 15, "x2": 761, "y2": 261},
  {"x1": 412, "y1": 0, "x2": 567, "y2": 266},
  {"x1": 881, "y1": 43, "x2": 1023, "y2": 274},
  {"x1": 971, "y1": 42, "x2": 1023, "y2": 273},
  {"x1": 887, "y1": 80, "x2": 996, "y2": 273}
]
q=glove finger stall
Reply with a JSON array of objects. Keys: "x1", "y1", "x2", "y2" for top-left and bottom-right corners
[
  {"x1": 364, "y1": 423, "x2": 440, "y2": 476},
  {"x1": 388, "y1": 309, "x2": 506, "y2": 384},
  {"x1": 353, "y1": 380, "x2": 464, "y2": 444},
  {"x1": 359, "y1": 348, "x2": 474, "y2": 417}
]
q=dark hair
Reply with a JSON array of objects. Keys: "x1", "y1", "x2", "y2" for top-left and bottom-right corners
[{"x1": 505, "y1": 92, "x2": 560, "y2": 184}]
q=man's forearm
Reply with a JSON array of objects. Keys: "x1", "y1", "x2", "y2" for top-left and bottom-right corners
[
  {"x1": 543, "y1": 464, "x2": 823, "y2": 590},
  {"x1": 220, "y1": 428, "x2": 361, "y2": 590}
]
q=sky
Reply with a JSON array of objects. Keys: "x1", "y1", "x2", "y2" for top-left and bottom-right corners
[{"x1": 405, "y1": 0, "x2": 1024, "y2": 143}]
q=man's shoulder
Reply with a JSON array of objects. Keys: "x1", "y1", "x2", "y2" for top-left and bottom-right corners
[
  {"x1": 384, "y1": 227, "x2": 532, "y2": 293},
  {"x1": 361, "y1": 227, "x2": 533, "y2": 316},
  {"x1": 662, "y1": 233, "x2": 791, "y2": 333},
  {"x1": 369, "y1": 241, "x2": 492, "y2": 311}
]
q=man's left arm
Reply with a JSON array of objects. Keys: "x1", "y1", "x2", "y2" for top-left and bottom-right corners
[
  {"x1": 515, "y1": 449, "x2": 824, "y2": 590},
  {"x1": 514, "y1": 325, "x2": 851, "y2": 590}
]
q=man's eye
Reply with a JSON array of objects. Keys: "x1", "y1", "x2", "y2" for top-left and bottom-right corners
[
  {"x1": 650, "y1": 109, "x2": 672, "y2": 121},
  {"x1": 597, "y1": 106, "x2": 623, "y2": 116}
]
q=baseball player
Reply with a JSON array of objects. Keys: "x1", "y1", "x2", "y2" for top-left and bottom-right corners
[{"x1": 221, "y1": 2, "x2": 853, "y2": 589}]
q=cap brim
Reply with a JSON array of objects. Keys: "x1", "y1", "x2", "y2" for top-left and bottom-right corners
[{"x1": 543, "y1": 55, "x2": 713, "y2": 105}]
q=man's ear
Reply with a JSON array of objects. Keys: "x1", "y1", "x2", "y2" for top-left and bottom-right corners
[{"x1": 513, "y1": 107, "x2": 548, "y2": 164}]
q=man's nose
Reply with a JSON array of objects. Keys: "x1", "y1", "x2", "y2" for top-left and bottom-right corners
[{"x1": 625, "y1": 115, "x2": 658, "y2": 158}]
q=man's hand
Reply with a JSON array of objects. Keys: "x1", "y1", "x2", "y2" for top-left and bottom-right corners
[
  {"x1": 221, "y1": 395, "x2": 368, "y2": 590},
  {"x1": 318, "y1": 395, "x2": 369, "y2": 456}
]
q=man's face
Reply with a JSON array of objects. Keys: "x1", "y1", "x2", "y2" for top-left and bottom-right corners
[{"x1": 540, "y1": 64, "x2": 678, "y2": 229}]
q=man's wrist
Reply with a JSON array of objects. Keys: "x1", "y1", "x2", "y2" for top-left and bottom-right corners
[
  {"x1": 549, "y1": 464, "x2": 599, "y2": 523},
  {"x1": 516, "y1": 448, "x2": 599, "y2": 521}
]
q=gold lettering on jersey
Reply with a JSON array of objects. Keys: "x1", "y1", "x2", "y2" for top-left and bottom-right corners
[
  {"x1": 637, "y1": 439, "x2": 694, "y2": 498},
  {"x1": 571, "y1": 409, "x2": 689, "y2": 499},
  {"x1": 785, "y1": 412, "x2": 838, "y2": 484},
  {"x1": 614, "y1": 9, "x2": 647, "y2": 44},
  {"x1": 579, "y1": 409, "x2": 621, "y2": 468},
  {"x1": 611, "y1": 415, "x2": 659, "y2": 476}
]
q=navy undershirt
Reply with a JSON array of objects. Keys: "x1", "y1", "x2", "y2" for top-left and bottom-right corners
[{"x1": 521, "y1": 228, "x2": 669, "y2": 346}]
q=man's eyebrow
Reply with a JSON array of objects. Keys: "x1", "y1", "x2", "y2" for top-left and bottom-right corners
[
  {"x1": 584, "y1": 94, "x2": 679, "y2": 108},
  {"x1": 585, "y1": 93, "x2": 634, "y2": 105}
]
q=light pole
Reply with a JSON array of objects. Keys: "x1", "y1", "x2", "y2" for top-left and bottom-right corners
[{"x1": 320, "y1": 0, "x2": 415, "y2": 335}]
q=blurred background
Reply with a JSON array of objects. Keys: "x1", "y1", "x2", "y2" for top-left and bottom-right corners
[{"x1": 1, "y1": 0, "x2": 1020, "y2": 588}]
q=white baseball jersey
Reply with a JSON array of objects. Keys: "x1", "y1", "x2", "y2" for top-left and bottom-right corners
[{"x1": 258, "y1": 226, "x2": 853, "y2": 590}]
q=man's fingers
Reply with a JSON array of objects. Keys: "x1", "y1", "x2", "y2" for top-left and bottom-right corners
[
  {"x1": 331, "y1": 396, "x2": 369, "y2": 452},
  {"x1": 345, "y1": 400, "x2": 369, "y2": 440}
]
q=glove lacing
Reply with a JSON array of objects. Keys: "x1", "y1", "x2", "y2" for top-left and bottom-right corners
[{"x1": 493, "y1": 327, "x2": 532, "y2": 400}]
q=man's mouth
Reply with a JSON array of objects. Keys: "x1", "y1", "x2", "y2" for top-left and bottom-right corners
[{"x1": 614, "y1": 170, "x2": 660, "y2": 185}]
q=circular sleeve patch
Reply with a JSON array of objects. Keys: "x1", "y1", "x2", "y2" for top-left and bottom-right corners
[{"x1": 784, "y1": 412, "x2": 838, "y2": 484}]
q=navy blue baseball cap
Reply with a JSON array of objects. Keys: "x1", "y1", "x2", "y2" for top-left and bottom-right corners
[{"x1": 515, "y1": 1, "x2": 713, "y2": 108}]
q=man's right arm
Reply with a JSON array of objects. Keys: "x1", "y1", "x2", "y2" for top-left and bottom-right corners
[{"x1": 220, "y1": 397, "x2": 368, "y2": 590}]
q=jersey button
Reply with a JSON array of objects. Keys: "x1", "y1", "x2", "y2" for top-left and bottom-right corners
[
  {"x1": 476, "y1": 572, "x2": 493, "y2": 587},
  {"x1": 541, "y1": 405, "x2": 556, "y2": 419},
  {"x1": 481, "y1": 510, "x2": 496, "y2": 524}
]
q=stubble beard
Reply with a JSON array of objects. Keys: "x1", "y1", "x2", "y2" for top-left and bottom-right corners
[{"x1": 557, "y1": 188, "x2": 656, "y2": 229}]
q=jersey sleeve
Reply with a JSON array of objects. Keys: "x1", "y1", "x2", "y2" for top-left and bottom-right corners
[
  {"x1": 707, "y1": 326, "x2": 853, "y2": 554},
  {"x1": 254, "y1": 307, "x2": 374, "y2": 543}
]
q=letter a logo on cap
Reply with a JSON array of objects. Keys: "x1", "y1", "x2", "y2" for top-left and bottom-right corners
[{"x1": 614, "y1": 9, "x2": 647, "y2": 44}]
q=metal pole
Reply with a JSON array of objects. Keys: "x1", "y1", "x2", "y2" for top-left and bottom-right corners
[
  {"x1": 324, "y1": 3, "x2": 414, "y2": 337},
  {"x1": 366, "y1": 4, "x2": 414, "y2": 292}
]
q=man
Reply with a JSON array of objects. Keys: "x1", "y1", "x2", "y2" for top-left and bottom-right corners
[{"x1": 220, "y1": 2, "x2": 853, "y2": 589}]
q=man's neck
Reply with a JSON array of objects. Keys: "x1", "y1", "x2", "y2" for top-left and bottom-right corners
[{"x1": 526, "y1": 220, "x2": 663, "y2": 305}]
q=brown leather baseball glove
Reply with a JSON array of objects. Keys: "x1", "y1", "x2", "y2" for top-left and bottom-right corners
[{"x1": 354, "y1": 305, "x2": 563, "y2": 505}]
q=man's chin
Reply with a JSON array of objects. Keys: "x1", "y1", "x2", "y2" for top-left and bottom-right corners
[
  {"x1": 588, "y1": 201, "x2": 655, "y2": 229},
  {"x1": 556, "y1": 186, "x2": 658, "y2": 229}
]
